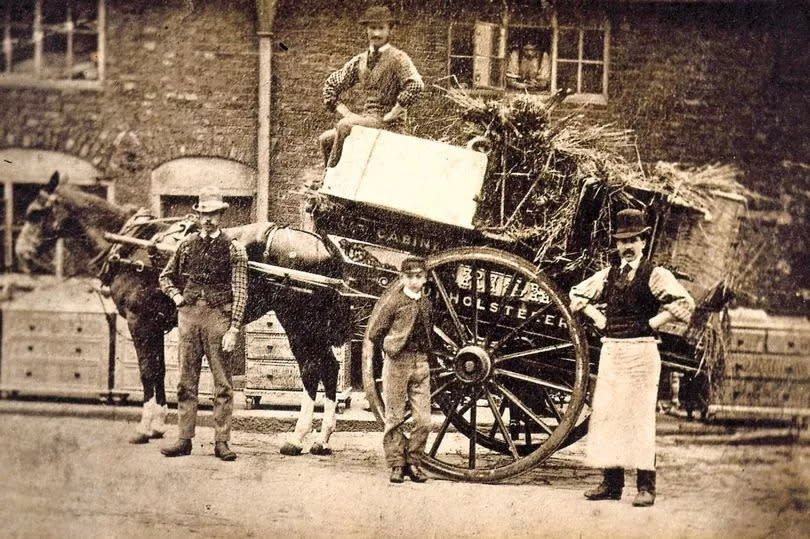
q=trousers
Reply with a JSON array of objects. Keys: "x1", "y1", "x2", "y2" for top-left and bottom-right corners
[
  {"x1": 382, "y1": 351, "x2": 431, "y2": 468},
  {"x1": 319, "y1": 114, "x2": 402, "y2": 168},
  {"x1": 176, "y1": 303, "x2": 233, "y2": 442}
]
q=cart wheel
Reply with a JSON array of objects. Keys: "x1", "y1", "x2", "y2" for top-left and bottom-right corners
[{"x1": 363, "y1": 247, "x2": 590, "y2": 482}]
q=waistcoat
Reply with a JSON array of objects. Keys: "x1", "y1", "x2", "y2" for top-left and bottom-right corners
[
  {"x1": 358, "y1": 47, "x2": 408, "y2": 120},
  {"x1": 403, "y1": 297, "x2": 431, "y2": 353},
  {"x1": 603, "y1": 260, "x2": 659, "y2": 339},
  {"x1": 181, "y1": 232, "x2": 233, "y2": 307}
]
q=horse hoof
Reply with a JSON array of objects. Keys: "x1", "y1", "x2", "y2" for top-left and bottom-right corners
[
  {"x1": 309, "y1": 443, "x2": 332, "y2": 456},
  {"x1": 280, "y1": 442, "x2": 303, "y2": 456}
]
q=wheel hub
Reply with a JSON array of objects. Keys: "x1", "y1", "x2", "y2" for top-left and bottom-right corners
[{"x1": 454, "y1": 345, "x2": 492, "y2": 384}]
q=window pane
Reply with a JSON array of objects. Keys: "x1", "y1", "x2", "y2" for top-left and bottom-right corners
[
  {"x1": 450, "y1": 56, "x2": 473, "y2": 88},
  {"x1": 581, "y1": 63, "x2": 604, "y2": 94},
  {"x1": 161, "y1": 195, "x2": 253, "y2": 228},
  {"x1": 583, "y1": 30, "x2": 603, "y2": 61},
  {"x1": 557, "y1": 28, "x2": 579, "y2": 60},
  {"x1": 72, "y1": 33, "x2": 99, "y2": 80},
  {"x1": 450, "y1": 24, "x2": 474, "y2": 57},
  {"x1": 12, "y1": 183, "x2": 42, "y2": 226},
  {"x1": 506, "y1": 26, "x2": 552, "y2": 92},
  {"x1": 556, "y1": 61, "x2": 578, "y2": 94}
]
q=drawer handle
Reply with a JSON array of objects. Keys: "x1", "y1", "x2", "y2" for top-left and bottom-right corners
[
  {"x1": 265, "y1": 345, "x2": 274, "y2": 351},
  {"x1": 27, "y1": 345, "x2": 34, "y2": 352},
  {"x1": 75, "y1": 347, "x2": 82, "y2": 354},
  {"x1": 266, "y1": 321, "x2": 274, "y2": 328},
  {"x1": 77, "y1": 327, "x2": 83, "y2": 333},
  {"x1": 74, "y1": 372, "x2": 81, "y2": 379},
  {"x1": 29, "y1": 324, "x2": 36, "y2": 331},
  {"x1": 265, "y1": 374, "x2": 274, "y2": 379},
  {"x1": 25, "y1": 370, "x2": 32, "y2": 377}
]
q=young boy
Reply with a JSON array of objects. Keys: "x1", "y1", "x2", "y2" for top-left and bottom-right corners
[{"x1": 367, "y1": 256, "x2": 433, "y2": 483}]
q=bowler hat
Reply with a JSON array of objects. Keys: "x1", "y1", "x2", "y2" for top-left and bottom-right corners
[
  {"x1": 401, "y1": 256, "x2": 427, "y2": 274},
  {"x1": 612, "y1": 209, "x2": 651, "y2": 239},
  {"x1": 359, "y1": 5, "x2": 398, "y2": 25},
  {"x1": 193, "y1": 186, "x2": 230, "y2": 213}
]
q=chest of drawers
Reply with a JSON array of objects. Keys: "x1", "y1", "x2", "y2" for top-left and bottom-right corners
[
  {"x1": 1, "y1": 280, "x2": 114, "y2": 399},
  {"x1": 243, "y1": 312, "x2": 352, "y2": 410}
]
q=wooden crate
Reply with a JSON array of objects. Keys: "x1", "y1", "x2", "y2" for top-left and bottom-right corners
[
  {"x1": 113, "y1": 317, "x2": 214, "y2": 403},
  {"x1": 0, "y1": 279, "x2": 114, "y2": 399},
  {"x1": 243, "y1": 312, "x2": 352, "y2": 409},
  {"x1": 709, "y1": 308, "x2": 810, "y2": 418}
]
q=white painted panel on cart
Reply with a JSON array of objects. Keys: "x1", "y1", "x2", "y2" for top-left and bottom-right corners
[{"x1": 321, "y1": 126, "x2": 487, "y2": 229}]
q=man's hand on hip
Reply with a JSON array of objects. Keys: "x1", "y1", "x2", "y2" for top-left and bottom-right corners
[
  {"x1": 383, "y1": 103, "x2": 405, "y2": 123},
  {"x1": 173, "y1": 294, "x2": 185, "y2": 307},
  {"x1": 222, "y1": 328, "x2": 239, "y2": 353}
]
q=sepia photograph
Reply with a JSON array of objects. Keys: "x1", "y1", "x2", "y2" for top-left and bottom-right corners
[{"x1": 0, "y1": 0, "x2": 808, "y2": 537}]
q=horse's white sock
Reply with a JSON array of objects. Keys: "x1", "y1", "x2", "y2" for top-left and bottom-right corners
[
  {"x1": 290, "y1": 391, "x2": 315, "y2": 447},
  {"x1": 318, "y1": 398, "x2": 337, "y2": 446}
]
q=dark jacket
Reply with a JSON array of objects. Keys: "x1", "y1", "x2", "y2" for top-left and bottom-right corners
[{"x1": 367, "y1": 283, "x2": 433, "y2": 358}]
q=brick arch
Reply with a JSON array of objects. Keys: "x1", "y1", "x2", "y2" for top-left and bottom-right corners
[
  {"x1": 150, "y1": 156, "x2": 257, "y2": 223},
  {"x1": 0, "y1": 125, "x2": 118, "y2": 171}
]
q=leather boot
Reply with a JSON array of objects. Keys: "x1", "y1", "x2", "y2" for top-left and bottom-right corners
[
  {"x1": 633, "y1": 470, "x2": 656, "y2": 507},
  {"x1": 584, "y1": 468, "x2": 624, "y2": 500},
  {"x1": 215, "y1": 441, "x2": 237, "y2": 461},
  {"x1": 161, "y1": 438, "x2": 192, "y2": 457},
  {"x1": 404, "y1": 463, "x2": 428, "y2": 483},
  {"x1": 389, "y1": 466, "x2": 404, "y2": 484}
]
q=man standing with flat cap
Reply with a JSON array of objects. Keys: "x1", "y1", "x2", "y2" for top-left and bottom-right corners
[
  {"x1": 367, "y1": 256, "x2": 433, "y2": 484},
  {"x1": 569, "y1": 209, "x2": 694, "y2": 506},
  {"x1": 159, "y1": 186, "x2": 248, "y2": 461},
  {"x1": 319, "y1": 5, "x2": 424, "y2": 168}
]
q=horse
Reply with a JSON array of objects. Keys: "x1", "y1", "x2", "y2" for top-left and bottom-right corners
[{"x1": 15, "y1": 172, "x2": 351, "y2": 456}]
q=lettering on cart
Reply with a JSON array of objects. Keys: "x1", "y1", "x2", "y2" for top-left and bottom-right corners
[{"x1": 447, "y1": 292, "x2": 568, "y2": 328}]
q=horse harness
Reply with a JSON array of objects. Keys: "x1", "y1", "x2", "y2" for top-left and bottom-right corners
[{"x1": 99, "y1": 210, "x2": 198, "y2": 285}]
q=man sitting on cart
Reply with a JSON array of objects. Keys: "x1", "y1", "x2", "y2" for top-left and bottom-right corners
[
  {"x1": 318, "y1": 5, "x2": 424, "y2": 169},
  {"x1": 569, "y1": 209, "x2": 694, "y2": 507}
]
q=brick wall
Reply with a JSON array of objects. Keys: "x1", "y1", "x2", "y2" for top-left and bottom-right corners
[
  {"x1": 272, "y1": 0, "x2": 809, "y2": 311},
  {"x1": 0, "y1": 0, "x2": 258, "y2": 207}
]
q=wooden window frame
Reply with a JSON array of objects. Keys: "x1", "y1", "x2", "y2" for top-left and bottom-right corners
[
  {"x1": 0, "y1": 0, "x2": 105, "y2": 91},
  {"x1": 448, "y1": 12, "x2": 610, "y2": 105}
]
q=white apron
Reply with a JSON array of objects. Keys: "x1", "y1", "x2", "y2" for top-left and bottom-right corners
[{"x1": 585, "y1": 337, "x2": 661, "y2": 470}]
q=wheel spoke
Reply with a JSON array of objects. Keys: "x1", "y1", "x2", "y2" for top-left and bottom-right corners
[
  {"x1": 485, "y1": 388, "x2": 519, "y2": 460},
  {"x1": 494, "y1": 368, "x2": 572, "y2": 393},
  {"x1": 431, "y1": 269, "x2": 468, "y2": 343},
  {"x1": 433, "y1": 325, "x2": 459, "y2": 352},
  {"x1": 491, "y1": 302, "x2": 554, "y2": 353},
  {"x1": 429, "y1": 388, "x2": 473, "y2": 457},
  {"x1": 542, "y1": 388, "x2": 563, "y2": 422},
  {"x1": 484, "y1": 270, "x2": 522, "y2": 347},
  {"x1": 487, "y1": 399, "x2": 506, "y2": 438},
  {"x1": 492, "y1": 381, "x2": 555, "y2": 436},
  {"x1": 495, "y1": 342, "x2": 574, "y2": 364},
  {"x1": 430, "y1": 379, "x2": 456, "y2": 400}
]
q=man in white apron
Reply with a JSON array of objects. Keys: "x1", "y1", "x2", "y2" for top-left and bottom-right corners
[{"x1": 569, "y1": 209, "x2": 694, "y2": 507}]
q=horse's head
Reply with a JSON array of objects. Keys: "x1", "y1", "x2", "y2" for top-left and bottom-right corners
[
  {"x1": 15, "y1": 172, "x2": 66, "y2": 273},
  {"x1": 15, "y1": 171, "x2": 130, "y2": 275}
]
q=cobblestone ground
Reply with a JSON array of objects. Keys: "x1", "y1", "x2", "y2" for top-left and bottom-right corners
[{"x1": 1, "y1": 414, "x2": 808, "y2": 538}]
